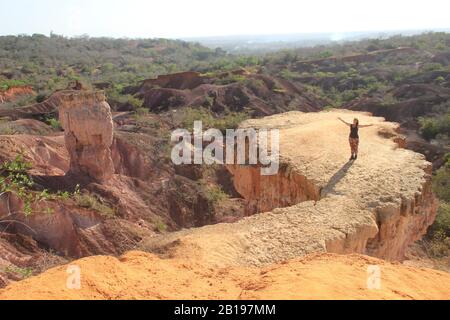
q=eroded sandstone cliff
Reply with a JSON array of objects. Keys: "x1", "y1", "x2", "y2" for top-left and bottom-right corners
[
  {"x1": 142, "y1": 110, "x2": 438, "y2": 265},
  {"x1": 58, "y1": 91, "x2": 115, "y2": 182}
]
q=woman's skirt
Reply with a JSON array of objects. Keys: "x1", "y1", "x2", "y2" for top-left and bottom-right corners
[{"x1": 349, "y1": 137, "x2": 359, "y2": 154}]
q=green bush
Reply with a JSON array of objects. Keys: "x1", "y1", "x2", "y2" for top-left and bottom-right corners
[
  {"x1": 444, "y1": 153, "x2": 450, "y2": 169},
  {"x1": 203, "y1": 184, "x2": 229, "y2": 205},
  {"x1": 155, "y1": 220, "x2": 168, "y2": 233},
  {"x1": 273, "y1": 87, "x2": 287, "y2": 94},
  {"x1": 419, "y1": 114, "x2": 450, "y2": 140},
  {"x1": 430, "y1": 203, "x2": 450, "y2": 237},
  {"x1": 127, "y1": 95, "x2": 144, "y2": 110},
  {"x1": 46, "y1": 117, "x2": 61, "y2": 130},
  {"x1": 435, "y1": 76, "x2": 446, "y2": 84},
  {"x1": 1, "y1": 155, "x2": 84, "y2": 216},
  {"x1": 279, "y1": 69, "x2": 302, "y2": 80},
  {"x1": 181, "y1": 107, "x2": 249, "y2": 132},
  {"x1": 433, "y1": 162, "x2": 450, "y2": 201},
  {"x1": 425, "y1": 229, "x2": 450, "y2": 258},
  {"x1": 215, "y1": 74, "x2": 247, "y2": 85},
  {"x1": 317, "y1": 50, "x2": 333, "y2": 59},
  {"x1": 0, "y1": 154, "x2": 34, "y2": 216},
  {"x1": 0, "y1": 79, "x2": 29, "y2": 91},
  {"x1": 422, "y1": 62, "x2": 445, "y2": 72},
  {"x1": 74, "y1": 192, "x2": 115, "y2": 218},
  {"x1": 3, "y1": 266, "x2": 33, "y2": 279},
  {"x1": 135, "y1": 107, "x2": 149, "y2": 117}
]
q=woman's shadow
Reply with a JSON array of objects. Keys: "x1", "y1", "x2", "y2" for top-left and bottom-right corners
[{"x1": 320, "y1": 160, "x2": 354, "y2": 197}]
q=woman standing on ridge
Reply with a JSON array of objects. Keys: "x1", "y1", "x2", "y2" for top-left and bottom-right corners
[{"x1": 338, "y1": 117, "x2": 374, "y2": 161}]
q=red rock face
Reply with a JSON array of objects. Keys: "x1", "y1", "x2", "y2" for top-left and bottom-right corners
[
  {"x1": 58, "y1": 91, "x2": 115, "y2": 182},
  {"x1": 0, "y1": 86, "x2": 35, "y2": 104},
  {"x1": 364, "y1": 166, "x2": 438, "y2": 260},
  {"x1": 0, "y1": 135, "x2": 69, "y2": 177},
  {"x1": 132, "y1": 71, "x2": 326, "y2": 116},
  {"x1": 111, "y1": 136, "x2": 151, "y2": 180},
  {"x1": 227, "y1": 164, "x2": 320, "y2": 214}
]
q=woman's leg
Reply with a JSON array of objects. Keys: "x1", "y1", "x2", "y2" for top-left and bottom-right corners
[
  {"x1": 349, "y1": 138, "x2": 355, "y2": 159},
  {"x1": 349, "y1": 138, "x2": 359, "y2": 159},
  {"x1": 353, "y1": 139, "x2": 359, "y2": 159}
]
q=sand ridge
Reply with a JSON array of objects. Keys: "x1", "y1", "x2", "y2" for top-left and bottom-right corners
[{"x1": 1, "y1": 251, "x2": 449, "y2": 300}]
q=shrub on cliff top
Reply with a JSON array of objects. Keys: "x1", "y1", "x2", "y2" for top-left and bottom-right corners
[{"x1": 181, "y1": 107, "x2": 249, "y2": 132}]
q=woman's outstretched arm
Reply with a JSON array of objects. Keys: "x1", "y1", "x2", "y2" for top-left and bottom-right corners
[
  {"x1": 338, "y1": 117, "x2": 351, "y2": 126},
  {"x1": 359, "y1": 124, "x2": 374, "y2": 128}
]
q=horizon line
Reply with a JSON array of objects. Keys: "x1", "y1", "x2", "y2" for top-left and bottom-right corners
[{"x1": 1, "y1": 27, "x2": 449, "y2": 41}]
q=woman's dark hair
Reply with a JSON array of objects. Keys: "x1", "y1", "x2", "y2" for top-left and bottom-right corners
[{"x1": 354, "y1": 118, "x2": 359, "y2": 126}]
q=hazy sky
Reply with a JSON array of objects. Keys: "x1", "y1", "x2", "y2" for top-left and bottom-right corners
[{"x1": 0, "y1": 0, "x2": 449, "y2": 38}]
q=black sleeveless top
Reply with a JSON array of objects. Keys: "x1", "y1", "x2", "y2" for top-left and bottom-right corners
[{"x1": 350, "y1": 125, "x2": 359, "y2": 139}]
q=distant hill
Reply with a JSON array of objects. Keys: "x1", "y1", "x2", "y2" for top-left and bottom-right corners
[
  {"x1": 184, "y1": 29, "x2": 450, "y2": 54},
  {"x1": 0, "y1": 34, "x2": 232, "y2": 100}
]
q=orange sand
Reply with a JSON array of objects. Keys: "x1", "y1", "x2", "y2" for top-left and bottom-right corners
[{"x1": 1, "y1": 251, "x2": 449, "y2": 300}]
